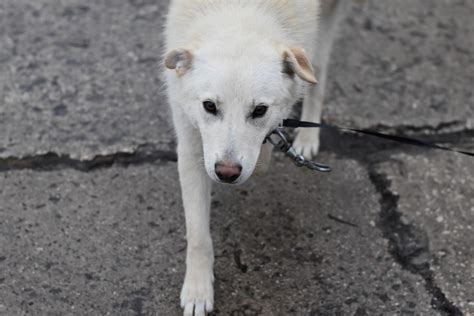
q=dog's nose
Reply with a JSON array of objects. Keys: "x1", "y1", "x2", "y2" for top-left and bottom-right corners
[{"x1": 215, "y1": 161, "x2": 242, "y2": 183}]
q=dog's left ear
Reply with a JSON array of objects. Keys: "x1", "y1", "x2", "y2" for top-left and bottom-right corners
[
  {"x1": 164, "y1": 49, "x2": 194, "y2": 76},
  {"x1": 282, "y1": 47, "x2": 318, "y2": 84}
]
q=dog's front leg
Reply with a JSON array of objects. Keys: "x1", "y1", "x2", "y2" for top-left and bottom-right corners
[
  {"x1": 177, "y1": 128, "x2": 214, "y2": 316},
  {"x1": 293, "y1": 0, "x2": 348, "y2": 158}
]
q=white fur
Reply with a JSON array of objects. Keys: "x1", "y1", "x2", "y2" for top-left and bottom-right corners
[{"x1": 163, "y1": 1, "x2": 340, "y2": 314}]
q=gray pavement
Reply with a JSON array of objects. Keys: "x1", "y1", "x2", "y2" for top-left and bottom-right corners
[
  {"x1": 0, "y1": 0, "x2": 473, "y2": 315},
  {"x1": 0, "y1": 0, "x2": 172, "y2": 159},
  {"x1": 326, "y1": 0, "x2": 474, "y2": 133}
]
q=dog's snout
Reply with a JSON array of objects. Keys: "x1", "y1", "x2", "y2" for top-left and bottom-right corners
[{"x1": 215, "y1": 161, "x2": 242, "y2": 183}]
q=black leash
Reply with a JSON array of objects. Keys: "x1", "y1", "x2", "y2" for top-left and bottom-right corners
[
  {"x1": 283, "y1": 119, "x2": 474, "y2": 158},
  {"x1": 265, "y1": 119, "x2": 473, "y2": 173}
]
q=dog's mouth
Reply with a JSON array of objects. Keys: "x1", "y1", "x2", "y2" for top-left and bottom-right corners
[
  {"x1": 215, "y1": 178, "x2": 240, "y2": 185},
  {"x1": 209, "y1": 172, "x2": 244, "y2": 185}
]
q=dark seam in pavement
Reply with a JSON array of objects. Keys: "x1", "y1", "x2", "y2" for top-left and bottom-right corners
[
  {"x1": 368, "y1": 167, "x2": 463, "y2": 316},
  {"x1": 0, "y1": 145, "x2": 177, "y2": 172},
  {"x1": 233, "y1": 249, "x2": 249, "y2": 273},
  {"x1": 316, "y1": 127, "x2": 468, "y2": 315},
  {"x1": 0, "y1": 124, "x2": 472, "y2": 173},
  {"x1": 327, "y1": 214, "x2": 358, "y2": 228}
]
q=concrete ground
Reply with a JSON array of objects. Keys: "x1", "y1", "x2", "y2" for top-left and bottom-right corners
[{"x1": 0, "y1": 0, "x2": 472, "y2": 315}]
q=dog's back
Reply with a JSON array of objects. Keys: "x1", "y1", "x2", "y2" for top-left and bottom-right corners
[{"x1": 165, "y1": 0, "x2": 320, "y2": 55}]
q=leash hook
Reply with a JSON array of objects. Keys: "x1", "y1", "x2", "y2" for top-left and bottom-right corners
[{"x1": 266, "y1": 128, "x2": 331, "y2": 173}]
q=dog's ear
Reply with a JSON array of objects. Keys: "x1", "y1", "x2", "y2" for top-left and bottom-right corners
[
  {"x1": 282, "y1": 47, "x2": 317, "y2": 84},
  {"x1": 164, "y1": 49, "x2": 193, "y2": 76}
]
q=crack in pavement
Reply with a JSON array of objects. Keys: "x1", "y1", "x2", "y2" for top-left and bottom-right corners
[
  {"x1": 0, "y1": 144, "x2": 177, "y2": 172},
  {"x1": 368, "y1": 167, "x2": 463, "y2": 316},
  {"x1": 318, "y1": 128, "x2": 469, "y2": 315},
  {"x1": 0, "y1": 123, "x2": 472, "y2": 173}
]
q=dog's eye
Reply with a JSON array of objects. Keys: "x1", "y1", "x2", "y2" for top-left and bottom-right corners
[
  {"x1": 203, "y1": 101, "x2": 217, "y2": 115},
  {"x1": 251, "y1": 105, "x2": 268, "y2": 119}
]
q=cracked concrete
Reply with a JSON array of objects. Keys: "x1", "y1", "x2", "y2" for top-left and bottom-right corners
[
  {"x1": 371, "y1": 153, "x2": 474, "y2": 315},
  {"x1": 0, "y1": 0, "x2": 473, "y2": 315},
  {"x1": 0, "y1": 144, "x2": 176, "y2": 172},
  {"x1": 369, "y1": 167, "x2": 462, "y2": 315}
]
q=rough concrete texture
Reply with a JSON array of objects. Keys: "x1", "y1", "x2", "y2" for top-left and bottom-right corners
[
  {"x1": 373, "y1": 152, "x2": 474, "y2": 314},
  {"x1": 325, "y1": 0, "x2": 474, "y2": 133},
  {"x1": 0, "y1": 162, "x2": 183, "y2": 315},
  {"x1": 0, "y1": 0, "x2": 473, "y2": 315},
  {"x1": 0, "y1": 156, "x2": 434, "y2": 315},
  {"x1": 0, "y1": 0, "x2": 172, "y2": 159}
]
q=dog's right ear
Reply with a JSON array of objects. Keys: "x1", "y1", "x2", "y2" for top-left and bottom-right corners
[{"x1": 164, "y1": 49, "x2": 193, "y2": 76}]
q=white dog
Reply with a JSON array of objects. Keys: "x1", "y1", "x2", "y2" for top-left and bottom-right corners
[{"x1": 164, "y1": 0, "x2": 346, "y2": 314}]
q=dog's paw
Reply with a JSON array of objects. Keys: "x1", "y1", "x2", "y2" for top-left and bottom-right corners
[
  {"x1": 180, "y1": 270, "x2": 214, "y2": 316},
  {"x1": 293, "y1": 128, "x2": 320, "y2": 159}
]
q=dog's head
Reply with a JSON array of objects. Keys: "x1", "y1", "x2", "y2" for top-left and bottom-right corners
[{"x1": 165, "y1": 43, "x2": 316, "y2": 184}]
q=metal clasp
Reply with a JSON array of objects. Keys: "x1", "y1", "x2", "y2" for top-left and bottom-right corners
[{"x1": 265, "y1": 128, "x2": 331, "y2": 173}]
